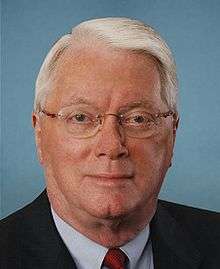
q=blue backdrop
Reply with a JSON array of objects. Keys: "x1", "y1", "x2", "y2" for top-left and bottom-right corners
[{"x1": 1, "y1": 0, "x2": 220, "y2": 218}]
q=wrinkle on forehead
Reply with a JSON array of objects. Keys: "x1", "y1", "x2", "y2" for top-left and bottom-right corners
[
  {"x1": 61, "y1": 96, "x2": 162, "y2": 113},
  {"x1": 52, "y1": 40, "x2": 160, "y2": 78},
  {"x1": 45, "y1": 42, "x2": 164, "y2": 111}
]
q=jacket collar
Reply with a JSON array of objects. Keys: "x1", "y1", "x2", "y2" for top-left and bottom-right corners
[
  {"x1": 150, "y1": 200, "x2": 202, "y2": 269},
  {"x1": 26, "y1": 190, "x2": 76, "y2": 269}
]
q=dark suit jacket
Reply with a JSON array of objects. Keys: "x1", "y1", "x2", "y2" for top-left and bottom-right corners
[{"x1": 1, "y1": 190, "x2": 220, "y2": 269}]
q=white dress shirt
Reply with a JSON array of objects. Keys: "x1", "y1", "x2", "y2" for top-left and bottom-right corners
[{"x1": 51, "y1": 207, "x2": 154, "y2": 269}]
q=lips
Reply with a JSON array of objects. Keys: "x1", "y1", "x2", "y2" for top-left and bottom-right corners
[{"x1": 86, "y1": 173, "x2": 134, "y2": 180}]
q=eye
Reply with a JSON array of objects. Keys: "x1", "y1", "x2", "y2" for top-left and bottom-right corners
[
  {"x1": 124, "y1": 112, "x2": 154, "y2": 126},
  {"x1": 67, "y1": 112, "x2": 92, "y2": 124},
  {"x1": 75, "y1": 113, "x2": 87, "y2": 122},
  {"x1": 133, "y1": 115, "x2": 145, "y2": 123}
]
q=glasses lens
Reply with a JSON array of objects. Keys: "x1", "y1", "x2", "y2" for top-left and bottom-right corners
[
  {"x1": 62, "y1": 110, "x2": 99, "y2": 138},
  {"x1": 122, "y1": 111, "x2": 161, "y2": 138},
  {"x1": 58, "y1": 106, "x2": 169, "y2": 139}
]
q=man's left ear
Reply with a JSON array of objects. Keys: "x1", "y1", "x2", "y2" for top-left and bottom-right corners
[{"x1": 169, "y1": 116, "x2": 179, "y2": 168}]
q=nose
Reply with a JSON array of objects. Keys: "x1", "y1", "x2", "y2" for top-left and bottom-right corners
[{"x1": 94, "y1": 115, "x2": 129, "y2": 160}]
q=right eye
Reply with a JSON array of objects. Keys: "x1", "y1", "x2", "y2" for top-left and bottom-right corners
[
  {"x1": 67, "y1": 113, "x2": 92, "y2": 124},
  {"x1": 74, "y1": 113, "x2": 87, "y2": 122}
]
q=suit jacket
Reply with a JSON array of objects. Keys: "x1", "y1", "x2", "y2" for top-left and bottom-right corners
[{"x1": 1, "y1": 190, "x2": 220, "y2": 269}]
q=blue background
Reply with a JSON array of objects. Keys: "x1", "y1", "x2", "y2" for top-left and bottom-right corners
[{"x1": 1, "y1": 0, "x2": 220, "y2": 218}]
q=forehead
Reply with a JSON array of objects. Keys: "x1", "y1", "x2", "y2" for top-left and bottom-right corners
[{"x1": 46, "y1": 42, "x2": 165, "y2": 111}]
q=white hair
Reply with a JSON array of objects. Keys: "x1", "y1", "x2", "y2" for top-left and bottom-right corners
[{"x1": 34, "y1": 17, "x2": 178, "y2": 112}]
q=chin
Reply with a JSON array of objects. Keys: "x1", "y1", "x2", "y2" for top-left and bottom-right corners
[{"x1": 80, "y1": 191, "x2": 142, "y2": 220}]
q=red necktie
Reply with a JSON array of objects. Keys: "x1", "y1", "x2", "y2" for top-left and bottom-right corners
[{"x1": 103, "y1": 248, "x2": 128, "y2": 269}]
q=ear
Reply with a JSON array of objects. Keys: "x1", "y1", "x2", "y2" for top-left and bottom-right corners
[
  {"x1": 169, "y1": 116, "x2": 179, "y2": 168},
  {"x1": 172, "y1": 115, "x2": 179, "y2": 141},
  {"x1": 32, "y1": 112, "x2": 44, "y2": 165}
]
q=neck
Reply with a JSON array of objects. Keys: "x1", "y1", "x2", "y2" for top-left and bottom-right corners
[{"x1": 47, "y1": 187, "x2": 156, "y2": 247}]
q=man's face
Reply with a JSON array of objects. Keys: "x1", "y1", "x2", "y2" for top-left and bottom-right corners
[{"x1": 35, "y1": 44, "x2": 176, "y2": 221}]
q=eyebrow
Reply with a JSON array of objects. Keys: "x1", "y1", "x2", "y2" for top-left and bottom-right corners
[
  {"x1": 63, "y1": 97, "x2": 157, "y2": 112},
  {"x1": 63, "y1": 97, "x2": 100, "y2": 110},
  {"x1": 118, "y1": 100, "x2": 158, "y2": 113}
]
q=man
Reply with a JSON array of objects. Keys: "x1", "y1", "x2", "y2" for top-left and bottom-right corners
[{"x1": 1, "y1": 17, "x2": 219, "y2": 269}]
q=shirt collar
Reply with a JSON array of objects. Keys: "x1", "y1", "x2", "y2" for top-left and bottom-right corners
[
  {"x1": 121, "y1": 226, "x2": 150, "y2": 268},
  {"x1": 51, "y1": 207, "x2": 150, "y2": 269}
]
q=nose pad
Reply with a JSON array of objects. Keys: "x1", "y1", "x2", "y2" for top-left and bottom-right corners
[{"x1": 94, "y1": 115, "x2": 128, "y2": 160}]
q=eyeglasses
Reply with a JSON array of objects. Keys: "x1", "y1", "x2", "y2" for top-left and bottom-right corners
[{"x1": 39, "y1": 105, "x2": 175, "y2": 139}]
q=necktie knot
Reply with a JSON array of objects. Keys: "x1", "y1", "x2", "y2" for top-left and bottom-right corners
[{"x1": 103, "y1": 248, "x2": 127, "y2": 269}]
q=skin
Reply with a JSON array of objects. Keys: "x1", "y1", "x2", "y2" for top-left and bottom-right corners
[{"x1": 33, "y1": 41, "x2": 178, "y2": 247}]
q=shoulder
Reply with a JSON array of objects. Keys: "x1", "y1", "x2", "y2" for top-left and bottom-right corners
[
  {"x1": 157, "y1": 200, "x2": 220, "y2": 251},
  {"x1": 0, "y1": 190, "x2": 49, "y2": 233},
  {"x1": 158, "y1": 199, "x2": 220, "y2": 228},
  {"x1": 0, "y1": 191, "x2": 52, "y2": 260},
  {"x1": 150, "y1": 201, "x2": 220, "y2": 267},
  {"x1": 0, "y1": 191, "x2": 74, "y2": 268}
]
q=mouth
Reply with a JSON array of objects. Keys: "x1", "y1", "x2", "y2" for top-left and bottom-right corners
[
  {"x1": 85, "y1": 173, "x2": 134, "y2": 186},
  {"x1": 90, "y1": 173, "x2": 134, "y2": 179}
]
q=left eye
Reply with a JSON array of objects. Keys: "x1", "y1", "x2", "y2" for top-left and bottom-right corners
[
  {"x1": 133, "y1": 115, "x2": 145, "y2": 123},
  {"x1": 125, "y1": 113, "x2": 153, "y2": 125}
]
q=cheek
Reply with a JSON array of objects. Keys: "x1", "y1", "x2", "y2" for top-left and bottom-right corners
[
  {"x1": 41, "y1": 128, "x2": 91, "y2": 169},
  {"x1": 130, "y1": 137, "x2": 167, "y2": 166},
  {"x1": 129, "y1": 132, "x2": 174, "y2": 187},
  {"x1": 42, "y1": 133, "x2": 93, "y2": 198}
]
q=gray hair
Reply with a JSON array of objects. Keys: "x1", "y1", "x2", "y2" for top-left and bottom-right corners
[{"x1": 34, "y1": 17, "x2": 178, "y2": 113}]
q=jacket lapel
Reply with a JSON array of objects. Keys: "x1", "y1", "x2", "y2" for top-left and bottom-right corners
[
  {"x1": 55, "y1": 247, "x2": 77, "y2": 269},
  {"x1": 150, "y1": 201, "x2": 202, "y2": 269},
  {"x1": 24, "y1": 190, "x2": 77, "y2": 269}
]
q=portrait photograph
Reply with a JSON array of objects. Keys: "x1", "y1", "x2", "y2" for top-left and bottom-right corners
[{"x1": 1, "y1": 1, "x2": 220, "y2": 268}]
